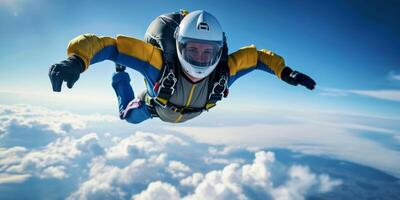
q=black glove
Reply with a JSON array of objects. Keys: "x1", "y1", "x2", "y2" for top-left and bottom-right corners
[
  {"x1": 281, "y1": 67, "x2": 316, "y2": 90},
  {"x1": 48, "y1": 55, "x2": 85, "y2": 92}
]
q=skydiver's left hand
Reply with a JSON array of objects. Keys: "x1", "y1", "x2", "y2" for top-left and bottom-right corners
[{"x1": 281, "y1": 67, "x2": 316, "y2": 90}]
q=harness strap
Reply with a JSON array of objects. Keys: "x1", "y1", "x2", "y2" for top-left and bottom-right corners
[
  {"x1": 208, "y1": 74, "x2": 228, "y2": 103},
  {"x1": 143, "y1": 93, "x2": 158, "y2": 118},
  {"x1": 204, "y1": 74, "x2": 229, "y2": 110},
  {"x1": 145, "y1": 93, "x2": 204, "y2": 115},
  {"x1": 149, "y1": 73, "x2": 229, "y2": 115},
  {"x1": 203, "y1": 32, "x2": 229, "y2": 110},
  {"x1": 153, "y1": 62, "x2": 177, "y2": 102}
]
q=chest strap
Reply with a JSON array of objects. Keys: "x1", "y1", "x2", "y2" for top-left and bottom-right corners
[
  {"x1": 205, "y1": 73, "x2": 229, "y2": 109},
  {"x1": 153, "y1": 67, "x2": 177, "y2": 104},
  {"x1": 145, "y1": 93, "x2": 204, "y2": 115},
  {"x1": 149, "y1": 71, "x2": 229, "y2": 114}
]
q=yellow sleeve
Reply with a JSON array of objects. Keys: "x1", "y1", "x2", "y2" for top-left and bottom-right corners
[
  {"x1": 67, "y1": 34, "x2": 116, "y2": 71},
  {"x1": 66, "y1": 34, "x2": 163, "y2": 73},
  {"x1": 257, "y1": 49, "x2": 286, "y2": 79},
  {"x1": 115, "y1": 35, "x2": 163, "y2": 70},
  {"x1": 227, "y1": 45, "x2": 286, "y2": 79}
]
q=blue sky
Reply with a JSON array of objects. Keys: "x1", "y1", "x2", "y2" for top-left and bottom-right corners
[
  {"x1": 1, "y1": 0, "x2": 400, "y2": 117},
  {"x1": 1, "y1": 1, "x2": 400, "y2": 199}
]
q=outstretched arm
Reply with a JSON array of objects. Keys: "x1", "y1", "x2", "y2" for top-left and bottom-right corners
[
  {"x1": 67, "y1": 34, "x2": 163, "y2": 73},
  {"x1": 49, "y1": 34, "x2": 163, "y2": 92},
  {"x1": 227, "y1": 45, "x2": 315, "y2": 90}
]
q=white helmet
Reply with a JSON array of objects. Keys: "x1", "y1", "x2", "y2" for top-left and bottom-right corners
[{"x1": 175, "y1": 10, "x2": 224, "y2": 79}]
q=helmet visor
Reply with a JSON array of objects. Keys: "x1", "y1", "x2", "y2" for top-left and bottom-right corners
[{"x1": 177, "y1": 37, "x2": 223, "y2": 68}]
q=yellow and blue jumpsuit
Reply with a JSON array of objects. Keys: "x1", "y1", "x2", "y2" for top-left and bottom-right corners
[{"x1": 67, "y1": 34, "x2": 286, "y2": 123}]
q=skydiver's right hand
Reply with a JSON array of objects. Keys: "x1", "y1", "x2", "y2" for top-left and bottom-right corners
[
  {"x1": 48, "y1": 55, "x2": 85, "y2": 92},
  {"x1": 281, "y1": 67, "x2": 316, "y2": 90}
]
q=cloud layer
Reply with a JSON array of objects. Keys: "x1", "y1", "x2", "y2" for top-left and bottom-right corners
[
  {"x1": 0, "y1": 104, "x2": 345, "y2": 200},
  {"x1": 1, "y1": 130, "x2": 341, "y2": 200},
  {"x1": 0, "y1": 104, "x2": 116, "y2": 148},
  {"x1": 68, "y1": 131, "x2": 342, "y2": 200},
  {"x1": 167, "y1": 111, "x2": 400, "y2": 178}
]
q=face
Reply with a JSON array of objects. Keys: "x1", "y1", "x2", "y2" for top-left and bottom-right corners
[{"x1": 183, "y1": 42, "x2": 216, "y2": 66}]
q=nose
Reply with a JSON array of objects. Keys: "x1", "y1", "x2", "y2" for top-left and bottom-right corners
[
  {"x1": 196, "y1": 52, "x2": 208, "y2": 62},
  {"x1": 188, "y1": 51, "x2": 205, "y2": 63}
]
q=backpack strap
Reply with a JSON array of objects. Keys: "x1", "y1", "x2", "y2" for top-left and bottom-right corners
[
  {"x1": 205, "y1": 70, "x2": 229, "y2": 110},
  {"x1": 153, "y1": 62, "x2": 177, "y2": 107},
  {"x1": 204, "y1": 32, "x2": 230, "y2": 110},
  {"x1": 145, "y1": 12, "x2": 185, "y2": 108}
]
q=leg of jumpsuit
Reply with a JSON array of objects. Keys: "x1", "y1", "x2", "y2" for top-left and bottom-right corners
[{"x1": 111, "y1": 71, "x2": 151, "y2": 124}]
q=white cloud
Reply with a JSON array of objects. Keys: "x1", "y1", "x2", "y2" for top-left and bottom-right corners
[
  {"x1": 204, "y1": 157, "x2": 245, "y2": 165},
  {"x1": 208, "y1": 146, "x2": 243, "y2": 156},
  {"x1": 67, "y1": 131, "x2": 191, "y2": 200},
  {"x1": 67, "y1": 153, "x2": 168, "y2": 200},
  {"x1": 132, "y1": 181, "x2": 180, "y2": 200},
  {"x1": 271, "y1": 165, "x2": 317, "y2": 200},
  {"x1": 318, "y1": 174, "x2": 343, "y2": 193},
  {"x1": 167, "y1": 161, "x2": 191, "y2": 178},
  {"x1": 75, "y1": 133, "x2": 105, "y2": 155},
  {"x1": 0, "y1": 173, "x2": 31, "y2": 184},
  {"x1": 41, "y1": 166, "x2": 68, "y2": 179},
  {"x1": 183, "y1": 163, "x2": 248, "y2": 200},
  {"x1": 205, "y1": 146, "x2": 247, "y2": 165},
  {"x1": 318, "y1": 88, "x2": 348, "y2": 97},
  {"x1": 0, "y1": 104, "x2": 116, "y2": 148},
  {"x1": 350, "y1": 89, "x2": 400, "y2": 102},
  {"x1": 241, "y1": 151, "x2": 275, "y2": 188},
  {"x1": 389, "y1": 71, "x2": 400, "y2": 81},
  {"x1": 319, "y1": 87, "x2": 400, "y2": 102},
  {"x1": 271, "y1": 167, "x2": 342, "y2": 200},
  {"x1": 2, "y1": 133, "x2": 103, "y2": 180},
  {"x1": 180, "y1": 173, "x2": 204, "y2": 187},
  {"x1": 0, "y1": 104, "x2": 115, "y2": 134},
  {"x1": 106, "y1": 132, "x2": 188, "y2": 160},
  {"x1": 168, "y1": 161, "x2": 191, "y2": 172},
  {"x1": 0, "y1": 147, "x2": 27, "y2": 169},
  {"x1": 182, "y1": 151, "x2": 341, "y2": 200}
]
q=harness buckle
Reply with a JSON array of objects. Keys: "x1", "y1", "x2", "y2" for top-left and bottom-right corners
[
  {"x1": 159, "y1": 70, "x2": 177, "y2": 95},
  {"x1": 144, "y1": 93, "x2": 159, "y2": 118},
  {"x1": 154, "y1": 97, "x2": 168, "y2": 108},
  {"x1": 209, "y1": 74, "x2": 228, "y2": 101}
]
